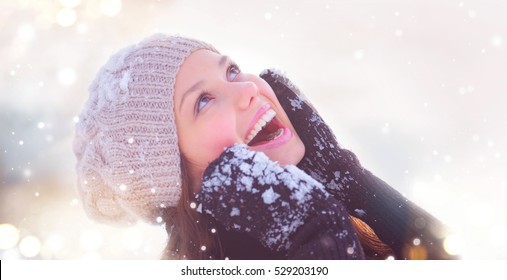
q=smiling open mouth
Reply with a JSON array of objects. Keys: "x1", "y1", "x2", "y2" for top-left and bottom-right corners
[{"x1": 246, "y1": 109, "x2": 285, "y2": 147}]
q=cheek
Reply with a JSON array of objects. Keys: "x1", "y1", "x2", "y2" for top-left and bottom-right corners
[
  {"x1": 256, "y1": 78, "x2": 277, "y2": 99},
  {"x1": 204, "y1": 122, "x2": 236, "y2": 150},
  {"x1": 261, "y1": 86, "x2": 277, "y2": 100},
  {"x1": 184, "y1": 117, "x2": 238, "y2": 165}
]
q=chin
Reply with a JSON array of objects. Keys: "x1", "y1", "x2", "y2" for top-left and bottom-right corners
[{"x1": 265, "y1": 140, "x2": 305, "y2": 167}]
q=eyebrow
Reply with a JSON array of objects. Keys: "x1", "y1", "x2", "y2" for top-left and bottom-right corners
[{"x1": 178, "y1": 55, "x2": 230, "y2": 113}]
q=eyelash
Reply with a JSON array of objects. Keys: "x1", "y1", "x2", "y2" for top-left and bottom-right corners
[{"x1": 194, "y1": 62, "x2": 241, "y2": 115}]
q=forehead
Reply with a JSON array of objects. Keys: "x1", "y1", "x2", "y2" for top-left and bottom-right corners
[
  {"x1": 175, "y1": 49, "x2": 227, "y2": 90},
  {"x1": 176, "y1": 50, "x2": 222, "y2": 90},
  {"x1": 173, "y1": 49, "x2": 225, "y2": 106},
  {"x1": 180, "y1": 49, "x2": 222, "y2": 73}
]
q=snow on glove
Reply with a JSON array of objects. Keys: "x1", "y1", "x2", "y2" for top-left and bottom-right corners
[
  {"x1": 195, "y1": 144, "x2": 364, "y2": 259},
  {"x1": 260, "y1": 69, "x2": 455, "y2": 259}
]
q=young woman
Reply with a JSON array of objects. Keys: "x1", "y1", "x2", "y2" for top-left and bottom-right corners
[{"x1": 74, "y1": 34, "x2": 455, "y2": 260}]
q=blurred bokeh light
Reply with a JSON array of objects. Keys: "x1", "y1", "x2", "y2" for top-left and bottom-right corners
[{"x1": 1, "y1": 0, "x2": 506, "y2": 259}]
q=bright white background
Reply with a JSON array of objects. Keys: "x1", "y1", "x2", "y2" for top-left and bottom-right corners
[{"x1": 1, "y1": 0, "x2": 506, "y2": 259}]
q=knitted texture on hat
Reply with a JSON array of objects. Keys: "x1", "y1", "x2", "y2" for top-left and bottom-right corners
[{"x1": 73, "y1": 34, "x2": 218, "y2": 225}]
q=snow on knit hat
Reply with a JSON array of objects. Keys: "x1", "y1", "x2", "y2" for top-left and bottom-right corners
[{"x1": 73, "y1": 34, "x2": 218, "y2": 225}]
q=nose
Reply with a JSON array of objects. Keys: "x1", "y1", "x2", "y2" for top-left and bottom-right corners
[{"x1": 228, "y1": 81, "x2": 258, "y2": 110}]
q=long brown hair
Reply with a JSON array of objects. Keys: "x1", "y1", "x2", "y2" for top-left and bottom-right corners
[
  {"x1": 161, "y1": 156, "x2": 222, "y2": 259},
  {"x1": 161, "y1": 156, "x2": 393, "y2": 260}
]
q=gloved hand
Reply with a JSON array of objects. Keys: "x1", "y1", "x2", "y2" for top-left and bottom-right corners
[
  {"x1": 260, "y1": 69, "x2": 364, "y2": 202},
  {"x1": 260, "y1": 69, "x2": 455, "y2": 260},
  {"x1": 195, "y1": 144, "x2": 364, "y2": 259}
]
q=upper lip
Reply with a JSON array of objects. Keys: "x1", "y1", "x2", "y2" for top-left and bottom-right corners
[{"x1": 245, "y1": 103, "x2": 272, "y2": 143}]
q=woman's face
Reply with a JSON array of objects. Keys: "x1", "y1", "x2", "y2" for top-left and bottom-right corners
[{"x1": 174, "y1": 49, "x2": 305, "y2": 191}]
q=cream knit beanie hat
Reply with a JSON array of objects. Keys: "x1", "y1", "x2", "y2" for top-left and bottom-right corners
[{"x1": 73, "y1": 34, "x2": 218, "y2": 225}]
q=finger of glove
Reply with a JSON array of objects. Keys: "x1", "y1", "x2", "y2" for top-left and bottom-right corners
[
  {"x1": 260, "y1": 68, "x2": 314, "y2": 113},
  {"x1": 260, "y1": 69, "x2": 326, "y2": 148}
]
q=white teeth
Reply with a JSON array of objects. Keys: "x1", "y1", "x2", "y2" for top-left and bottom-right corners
[{"x1": 246, "y1": 109, "x2": 276, "y2": 144}]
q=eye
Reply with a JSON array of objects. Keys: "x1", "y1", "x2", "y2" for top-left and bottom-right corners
[
  {"x1": 195, "y1": 93, "x2": 212, "y2": 114},
  {"x1": 227, "y1": 63, "x2": 241, "y2": 81}
]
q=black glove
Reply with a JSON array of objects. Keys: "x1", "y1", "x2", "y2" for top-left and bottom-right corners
[
  {"x1": 260, "y1": 69, "x2": 362, "y2": 198},
  {"x1": 260, "y1": 69, "x2": 455, "y2": 259},
  {"x1": 195, "y1": 144, "x2": 364, "y2": 259}
]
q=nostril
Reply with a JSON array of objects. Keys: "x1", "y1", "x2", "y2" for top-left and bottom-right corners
[
  {"x1": 234, "y1": 81, "x2": 259, "y2": 109},
  {"x1": 243, "y1": 81, "x2": 258, "y2": 108}
]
